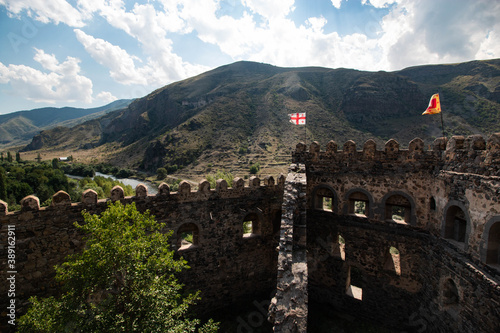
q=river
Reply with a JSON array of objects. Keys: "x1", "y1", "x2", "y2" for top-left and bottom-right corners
[{"x1": 66, "y1": 172, "x2": 158, "y2": 195}]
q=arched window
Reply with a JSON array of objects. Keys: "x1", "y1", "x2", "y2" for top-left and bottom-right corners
[
  {"x1": 313, "y1": 186, "x2": 336, "y2": 212},
  {"x1": 334, "y1": 234, "x2": 346, "y2": 260},
  {"x1": 486, "y1": 222, "x2": 500, "y2": 266},
  {"x1": 243, "y1": 212, "x2": 261, "y2": 238},
  {"x1": 385, "y1": 194, "x2": 412, "y2": 224},
  {"x1": 384, "y1": 246, "x2": 401, "y2": 276},
  {"x1": 430, "y1": 197, "x2": 436, "y2": 211},
  {"x1": 348, "y1": 191, "x2": 369, "y2": 217},
  {"x1": 442, "y1": 278, "x2": 459, "y2": 306},
  {"x1": 176, "y1": 223, "x2": 199, "y2": 250},
  {"x1": 444, "y1": 205, "x2": 467, "y2": 243}
]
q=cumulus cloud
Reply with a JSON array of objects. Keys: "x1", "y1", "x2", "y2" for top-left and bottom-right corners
[
  {"x1": 0, "y1": 49, "x2": 93, "y2": 103},
  {"x1": 331, "y1": 0, "x2": 342, "y2": 9},
  {"x1": 74, "y1": 29, "x2": 208, "y2": 86},
  {"x1": 380, "y1": 0, "x2": 500, "y2": 70},
  {"x1": 0, "y1": 0, "x2": 86, "y2": 26},
  {"x1": 96, "y1": 91, "x2": 117, "y2": 103},
  {"x1": 2, "y1": 0, "x2": 500, "y2": 104},
  {"x1": 242, "y1": 0, "x2": 295, "y2": 20}
]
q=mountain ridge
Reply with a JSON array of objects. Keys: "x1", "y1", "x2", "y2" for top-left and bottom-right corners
[
  {"x1": 20, "y1": 59, "x2": 500, "y2": 177},
  {"x1": 0, "y1": 99, "x2": 133, "y2": 148}
]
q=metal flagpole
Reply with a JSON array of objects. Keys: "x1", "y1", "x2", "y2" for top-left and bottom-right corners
[
  {"x1": 440, "y1": 111, "x2": 445, "y2": 139},
  {"x1": 304, "y1": 113, "x2": 307, "y2": 146}
]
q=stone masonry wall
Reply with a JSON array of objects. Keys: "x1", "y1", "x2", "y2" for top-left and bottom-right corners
[
  {"x1": 308, "y1": 212, "x2": 500, "y2": 332},
  {"x1": 297, "y1": 134, "x2": 500, "y2": 332},
  {"x1": 0, "y1": 176, "x2": 285, "y2": 327},
  {"x1": 269, "y1": 163, "x2": 308, "y2": 332}
]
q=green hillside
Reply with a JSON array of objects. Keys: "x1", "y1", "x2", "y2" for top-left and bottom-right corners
[
  {"x1": 21, "y1": 59, "x2": 500, "y2": 178},
  {"x1": 0, "y1": 99, "x2": 132, "y2": 148}
]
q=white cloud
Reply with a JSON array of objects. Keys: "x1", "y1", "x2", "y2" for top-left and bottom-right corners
[
  {"x1": 0, "y1": 0, "x2": 86, "y2": 26},
  {"x1": 362, "y1": 0, "x2": 398, "y2": 8},
  {"x1": 0, "y1": 49, "x2": 92, "y2": 103},
  {"x1": 379, "y1": 0, "x2": 500, "y2": 70},
  {"x1": 75, "y1": 1, "x2": 208, "y2": 86},
  {"x1": 242, "y1": 0, "x2": 295, "y2": 20},
  {"x1": 2, "y1": 0, "x2": 500, "y2": 105},
  {"x1": 96, "y1": 91, "x2": 117, "y2": 103},
  {"x1": 331, "y1": 0, "x2": 342, "y2": 9}
]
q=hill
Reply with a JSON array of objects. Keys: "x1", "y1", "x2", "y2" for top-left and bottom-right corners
[
  {"x1": 0, "y1": 99, "x2": 133, "y2": 148},
  {"x1": 21, "y1": 59, "x2": 500, "y2": 178}
]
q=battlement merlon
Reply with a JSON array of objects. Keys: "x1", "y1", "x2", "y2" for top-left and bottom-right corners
[
  {"x1": 293, "y1": 133, "x2": 500, "y2": 176},
  {"x1": 0, "y1": 175, "x2": 286, "y2": 215}
]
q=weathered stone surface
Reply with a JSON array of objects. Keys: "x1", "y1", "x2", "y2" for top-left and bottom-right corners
[
  {"x1": 51, "y1": 190, "x2": 71, "y2": 207},
  {"x1": 21, "y1": 195, "x2": 40, "y2": 211},
  {"x1": 82, "y1": 189, "x2": 98, "y2": 205},
  {"x1": 1, "y1": 133, "x2": 500, "y2": 333},
  {"x1": 135, "y1": 184, "x2": 148, "y2": 197},
  {"x1": 110, "y1": 185, "x2": 124, "y2": 201}
]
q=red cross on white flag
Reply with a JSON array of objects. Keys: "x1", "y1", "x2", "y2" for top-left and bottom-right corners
[{"x1": 288, "y1": 113, "x2": 306, "y2": 125}]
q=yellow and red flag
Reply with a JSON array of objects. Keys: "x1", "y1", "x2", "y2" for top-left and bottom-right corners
[{"x1": 422, "y1": 93, "x2": 441, "y2": 115}]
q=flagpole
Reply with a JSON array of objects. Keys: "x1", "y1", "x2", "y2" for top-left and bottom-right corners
[
  {"x1": 305, "y1": 115, "x2": 307, "y2": 146},
  {"x1": 440, "y1": 111, "x2": 445, "y2": 139}
]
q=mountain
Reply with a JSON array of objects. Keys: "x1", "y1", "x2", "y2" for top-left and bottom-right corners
[
  {"x1": 0, "y1": 99, "x2": 133, "y2": 148},
  {"x1": 21, "y1": 59, "x2": 500, "y2": 177}
]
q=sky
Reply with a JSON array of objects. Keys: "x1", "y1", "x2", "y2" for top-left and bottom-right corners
[{"x1": 0, "y1": 0, "x2": 499, "y2": 114}]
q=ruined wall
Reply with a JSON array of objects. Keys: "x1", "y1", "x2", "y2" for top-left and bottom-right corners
[
  {"x1": 0, "y1": 176, "x2": 285, "y2": 323},
  {"x1": 296, "y1": 134, "x2": 500, "y2": 332},
  {"x1": 308, "y1": 213, "x2": 500, "y2": 332}
]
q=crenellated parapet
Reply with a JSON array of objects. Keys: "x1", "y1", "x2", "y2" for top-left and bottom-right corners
[
  {"x1": 293, "y1": 133, "x2": 500, "y2": 176},
  {"x1": 2, "y1": 175, "x2": 286, "y2": 215}
]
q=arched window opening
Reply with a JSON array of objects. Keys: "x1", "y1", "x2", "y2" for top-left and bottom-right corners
[
  {"x1": 444, "y1": 206, "x2": 467, "y2": 243},
  {"x1": 385, "y1": 194, "x2": 411, "y2": 224},
  {"x1": 243, "y1": 213, "x2": 261, "y2": 238},
  {"x1": 486, "y1": 222, "x2": 500, "y2": 266},
  {"x1": 177, "y1": 223, "x2": 199, "y2": 250},
  {"x1": 314, "y1": 187, "x2": 335, "y2": 212},
  {"x1": 348, "y1": 191, "x2": 369, "y2": 217},
  {"x1": 430, "y1": 197, "x2": 436, "y2": 211},
  {"x1": 442, "y1": 278, "x2": 459, "y2": 306},
  {"x1": 384, "y1": 246, "x2": 401, "y2": 276},
  {"x1": 334, "y1": 234, "x2": 346, "y2": 260},
  {"x1": 346, "y1": 266, "x2": 363, "y2": 301}
]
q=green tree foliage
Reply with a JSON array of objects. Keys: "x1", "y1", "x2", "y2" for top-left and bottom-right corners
[
  {"x1": 0, "y1": 161, "x2": 69, "y2": 208},
  {"x1": 156, "y1": 167, "x2": 167, "y2": 180},
  {"x1": 68, "y1": 176, "x2": 134, "y2": 201},
  {"x1": 52, "y1": 158, "x2": 59, "y2": 169},
  {"x1": 16, "y1": 152, "x2": 21, "y2": 162},
  {"x1": 7, "y1": 151, "x2": 13, "y2": 163},
  {"x1": 0, "y1": 167, "x2": 7, "y2": 201},
  {"x1": 205, "y1": 170, "x2": 234, "y2": 189},
  {"x1": 249, "y1": 162, "x2": 260, "y2": 175},
  {"x1": 18, "y1": 202, "x2": 219, "y2": 333}
]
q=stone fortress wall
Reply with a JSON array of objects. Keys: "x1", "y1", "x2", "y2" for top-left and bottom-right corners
[
  {"x1": 1, "y1": 133, "x2": 500, "y2": 332},
  {"x1": 0, "y1": 176, "x2": 285, "y2": 325},
  {"x1": 293, "y1": 133, "x2": 500, "y2": 332}
]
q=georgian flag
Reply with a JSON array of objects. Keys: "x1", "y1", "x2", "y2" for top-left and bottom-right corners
[{"x1": 289, "y1": 113, "x2": 306, "y2": 125}]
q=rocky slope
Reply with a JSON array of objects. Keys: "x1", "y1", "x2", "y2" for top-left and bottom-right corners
[{"x1": 21, "y1": 59, "x2": 500, "y2": 176}]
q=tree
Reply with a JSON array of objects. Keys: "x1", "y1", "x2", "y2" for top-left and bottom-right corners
[
  {"x1": 156, "y1": 167, "x2": 167, "y2": 180},
  {"x1": 0, "y1": 167, "x2": 6, "y2": 201},
  {"x1": 19, "y1": 202, "x2": 218, "y2": 333},
  {"x1": 7, "y1": 151, "x2": 13, "y2": 163},
  {"x1": 16, "y1": 151, "x2": 21, "y2": 162},
  {"x1": 249, "y1": 162, "x2": 260, "y2": 175},
  {"x1": 52, "y1": 158, "x2": 59, "y2": 169},
  {"x1": 205, "y1": 170, "x2": 234, "y2": 189}
]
